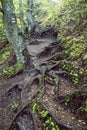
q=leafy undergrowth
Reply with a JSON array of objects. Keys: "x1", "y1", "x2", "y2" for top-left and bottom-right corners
[
  {"x1": 36, "y1": 0, "x2": 87, "y2": 56},
  {"x1": 32, "y1": 102, "x2": 60, "y2": 130},
  {"x1": 0, "y1": 15, "x2": 6, "y2": 42},
  {"x1": 3, "y1": 62, "x2": 26, "y2": 77},
  {"x1": 35, "y1": 0, "x2": 87, "y2": 86},
  {"x1": 65, "y1": 94, "x2": 87, "y2": 117},
  {"x1": 0, "y1": 43, "x2": 25, "y2": 81}
]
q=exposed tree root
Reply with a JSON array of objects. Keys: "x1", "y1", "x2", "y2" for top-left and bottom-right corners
[
  {"x1": 16, "y1": 122, "x2": 26, "y2": 130},
  {"x1": 1, "y1": 26, "x2": 87, "y2": 130},
  {"x1": 40, "y1": 103, "x2": 77, "y2": 130},
  {"x1": 8, "y1": 105, "x2": 28, "y2": 130},
  {"x1": 8, "y1": 90, "x2": 39, "y2": 130},
  {"x1": 29, "y1": 69, "x2": 77, "y2": 130},
  {"x1": 56, "y1": 89, "x2": 87, "y2": 104}
]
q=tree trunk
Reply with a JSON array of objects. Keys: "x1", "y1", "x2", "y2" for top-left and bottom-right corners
[
  {"x1": 26, "y1": 0, "x2": 35, "y2": 33},
  {"x1": 1, "y1": 0, "x2": 28, "y2": 63},
  {"x1": 19, "y1": 0, "x2": 25, "y2": 35}
]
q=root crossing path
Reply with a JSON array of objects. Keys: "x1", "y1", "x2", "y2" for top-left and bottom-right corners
[{"x1": 0, "y1": 27, "x2": 87, "y2": 130}]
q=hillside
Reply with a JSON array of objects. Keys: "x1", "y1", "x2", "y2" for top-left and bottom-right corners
[{"x1": 0, "y1": 0, "x2": 87, "y2": 130}]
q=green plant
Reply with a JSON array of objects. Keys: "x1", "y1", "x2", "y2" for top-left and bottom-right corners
[
  {"x1": 32, "y1": 102, "x2": 40, "y2": 113},
  {"x1": 46, "y1": 127, "x2": 48, "y2": 130},
  {"x1": 83, "y1": 54, "x2": 87, "y2": 64},
  {"x1": 3, "y1": 62, "x2": 26, "y2": 77},
  {"x1": 52, "y1": 127, "x2": 57, "y2": 130},
  {"x1": 11, "y1": 101, "x2": 19, "y2": 111},
  {"x1": 0, "y1": 21, "x2": 6, "y2": 42},
  {"x1": 2, "y1": 51, "x2": 10, "y2": 60},
  {"x1": 3, "y1": 66, "x2": 15, "y2": 77},
  {"x1": 82, "y1": 106, "x2": 87, "y2": 112},
  {"x1": 81, "y1": 100, "x2": 87, "y2": 113},
  {"x1": 31, "y1": 102, "x2": 40, "y2": 113},
  {"x1": 65, "y1": 96, "x2": 71, "y2": 106},
  {"x1": 32, "y1": 103, "x2": 37, "y2": 113},
  {"x1": 63, "y1": 37, "x2": 86, "y2": 60},
  {"x1": 43, "y1": 117, "x2": 60, "y2": 130},
  {"x1": 15, "y1": 62, "x2": 26, "y2": 72},
  {"x1": 40, "y1": 110, "x2": 49, "y2": 118},
  {"x1": 83, "y1": 54, "x2": 87, "y2": 60},
  {"x1": 70, "y1": 70, "x2": 79, "y2": 84},
  {"x1": 0, "y1": 44, "x2": 11, "y2": 63},
  {"x1": 62, "y1": 61, "x2": 79, "y2": 84}
]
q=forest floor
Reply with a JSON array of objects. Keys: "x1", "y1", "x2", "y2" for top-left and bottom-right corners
[{"x1": 0, "y1": 26, "x2": 87, "y2": 130}]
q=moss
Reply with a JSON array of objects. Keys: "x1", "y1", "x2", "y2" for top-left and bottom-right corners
[
  {"x1": 3, "y1": 62, "x2": 26, "y2": 77},
  {"x1": 3, "y1": 67, "x2": 15, "y2": 77},
  {"x1": 63, "y1": 37, "x2": 86, "y2": 60},
  {"x1": 2, "y1": 51, "x2": 10, "y2": 60},
  {"x1": 0, "y1": 45, "x2": 10, "y2": 57}
]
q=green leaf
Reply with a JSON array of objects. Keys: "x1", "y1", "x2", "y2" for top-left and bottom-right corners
[{"x1": 52, "y1": 127, "x2": 56, "y2": 130}]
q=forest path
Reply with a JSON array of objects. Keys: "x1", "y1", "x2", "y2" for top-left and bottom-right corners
[{"x1": 0, "y1": 27, "x2": 87, "y2": 130}]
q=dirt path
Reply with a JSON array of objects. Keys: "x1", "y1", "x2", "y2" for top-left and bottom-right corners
[{"x1": 0, "y1": 27, "x2": 87, "y2": 130}]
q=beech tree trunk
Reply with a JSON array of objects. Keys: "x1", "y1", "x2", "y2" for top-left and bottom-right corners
[
  {"x1": 27, "y1": 0, "x2": 36, "y2": 33},
  {"x1": 19, "y1": 0, "x2": 25, "y2": 34},
  {"x1": 1, "y1": 0, "x2": 28, "y2": 63}
]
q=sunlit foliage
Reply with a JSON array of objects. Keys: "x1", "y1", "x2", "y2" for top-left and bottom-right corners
[{"x1": 36, "y1": 0, "x2": 87, "y2": 37}]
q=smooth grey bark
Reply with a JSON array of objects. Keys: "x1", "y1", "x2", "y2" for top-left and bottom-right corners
[
  {"x1": 27, "y1": 0, "x2": 36, "y2": 33},
  {"x1": 1, "y1": 0, "x2": 27, "y2": 63},
  {"x1": 19, "y1": 0, "x2": 25, "y2": 34}
]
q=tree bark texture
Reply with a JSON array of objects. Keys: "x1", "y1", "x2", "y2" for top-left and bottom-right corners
[
  {"x1": 1, "y1": 0, "x2": 27, "y2": 63},
  {"x1": 27, "y1": 0, "x2": 35, "y2": 33},
  {"x1": 19, "y1": 0, "x2": 25, "y2": 34}
]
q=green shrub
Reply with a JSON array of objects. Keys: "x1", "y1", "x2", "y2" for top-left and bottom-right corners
[
  {"x1": 62, "y1": 61, "x2": 79, "y2": 84},
  {"x1": 63, "y1": 37, "x2": 86, "y2": 60}
]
